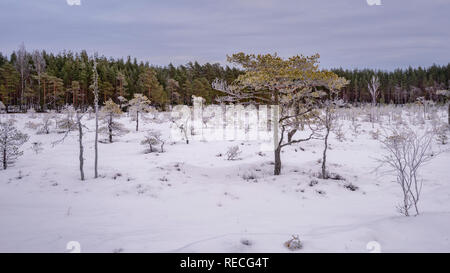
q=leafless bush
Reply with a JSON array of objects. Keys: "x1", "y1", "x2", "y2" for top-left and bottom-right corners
[
  {"x1": 377, "y1": 128, "x2": 437, "y2": 216},
  {"x1": 37, "y1": 114, "x2": 54, "y2": 134},
  {"x1": 241, "y1": 170, "x2": 257, "y2": 181},
  {"x1": 30, "y1": 141, "x2": 43, "y2": 154},
  {"x1": 370, "y1": 129, "x2": 380, "y2": 140},
  {"x1": 333, "y1": 122, "x2": 346, "y2": 142},
  {"x1": 226, "y1": 145, "x2": 241, "y2": 160},
  {"x1": 25, "y1": 121, "x2": 40, "y2": 130},
  {"x1": 57, "y1": 105, "x2": 76, "y2": 132},
  {"x1": 351, "y1": 121, "x2": 361, "y2": 136},
  {"x1": 284, "y1": 235, "x2": 302, "y2": 251},
  {"x1": 434, "y1": 124, "x2": 449, "y2": 145}
]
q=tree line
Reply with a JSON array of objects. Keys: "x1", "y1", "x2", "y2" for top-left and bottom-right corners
[
  {"x1": 0, "y1": 44, "x2": 449, "y2": 112},
  {"x1": 332, "y1": 65, "x2": 449, "y2": 104}
]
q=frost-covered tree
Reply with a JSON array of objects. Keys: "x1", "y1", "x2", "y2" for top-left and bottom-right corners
[
  {"x1": 128, "y1": 93, "x2": 151, "y2": 132},
  {"x1": 141, "y1": 130, "x2": 165, "y2": 153},
  {"x1": 1, "y1": 120, "x2": 29, "y2": 170},
  {"x1": 213, "y1": 53, "x2": 348, "y2": 175},
  {"x1": 57, "y1": 105, "x2": 76, "y2": 131},
  {"x1": 170, "y1": 107, "x2": 191, "y2": 144},
  {"x1": 416, "y1": 96, "x2": 435, "y2": 121},
  {"x1": 91, "y1": 55, "x2": 99, "y2": 178},
  {"x1": 75, "y1": 110, "x2": 86, "y2": 180},
  {"x1": 368, "y1": 75, "x2": 380, "y2": 125},
  {"x1": 378, "y1": 128, "x2": 437, "y2": 216},
  {"x1": 436, "y1": 89, "x2": 450, "y2": 125},
  {"x1": 317, "y1": 100, "x2": 339, "y2": 179},
  {"x1": 100, "y1": 99, "x2": 128, "y2": 143},
  {"x1": 53, "y1": 109, "x2": 87, "y2": 181},
  {"x1": 117, "y1": 95, "x2": 128, "y2": 110}
]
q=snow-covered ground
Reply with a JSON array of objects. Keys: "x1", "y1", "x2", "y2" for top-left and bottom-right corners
[{"x1": 1, "y1": 107, "x2": 449, "y2": 253}]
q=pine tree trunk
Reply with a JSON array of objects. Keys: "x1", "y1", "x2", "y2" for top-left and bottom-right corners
[
  {"x1": 3, "y1": 148, "x2": 7, "y2": 170},
  {"x1": 43, "y1": 81, "x2": 46, "y2": 111},
  {"x1": 136, "y1": 111, "x2": 139, "y2": 131},
  {"x1": 322, "y1": 127, "x2": 330, "y2": 179},
  {"x1": 109, "y1": 114, "x2": 113, "y2": 143}
]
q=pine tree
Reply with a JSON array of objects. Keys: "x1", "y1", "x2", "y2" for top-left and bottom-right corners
[
  {"x1": 99, "y1": 99, "x2": 128, "y2": 142},
  {"x1": 0, "y1": 63, "x2": 20, "y2": 109},
  {"x1": 128, "y1": 93, "x2": 151, "y2": 131},
  {"x1": 137, "y1": 68, "x2": 166, "y2": 108},
  {"x1": 0, "y1": 120, "x2": 29, "y2": 170}
]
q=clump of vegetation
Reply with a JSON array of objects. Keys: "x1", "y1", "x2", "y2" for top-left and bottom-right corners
[
  {"x1": 226, "y1": 145, "x2": 241, "y2": 160},
  {"x1": 1, "y1": 120, "x2": 29, "y2": 170},
  {"x1": 141, "y1": 130, "x2": 165, "y2": 153},
  {"x1": 30, "y1": 141, "x2": 43, "y2": 154},
  {"x1": 344, "y1": 183, "x2": 359, "y2": 191},
  {"x1": 284, "y1": 235, "x2": 302, "y2": 251},
  {"x1": 309, "y1": 179, "x2": 319, "y2": 187},
  {"x1": 378, "y1": 128, "x2": 437, "y2": 216}
]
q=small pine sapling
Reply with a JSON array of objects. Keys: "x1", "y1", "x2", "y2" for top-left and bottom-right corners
[
  {"x1": 99, "y1": 99, "x2": 128, "y2": 143},
  {"x1": 128, "y1": 94, "x2": 151, "y2": 132},
  {"x1": 0, "y1": 120, "x2": 29, "y2": 170},
  {"x1": 141, "y1": 130, "x2": 165, "y2": 153}
]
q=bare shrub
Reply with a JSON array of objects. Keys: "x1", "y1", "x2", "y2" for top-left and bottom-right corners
[
  {"x1": 37, "y1": 114, "x2": 54, "y2": 134},
  {"x1": 25, "y1": 121, "x2": 40, "y2": 130},
  {"x1": 241, "y1": 170, "x2": 257, "y2": 181},
  {"x1": 351, "y1": 121, "x2": 361, "y2": 136},
  {"x1": 30, "y1": 141, "x2": 43, "y2": 154},
  {"x1": 226, "y1": 145, "x2": 241, "y2": 160},
  {"x1": 434, "y1": 124, "x2": 449, "y2": 145},
  {"x1": 284, "y1": 235, "x2": 302, "y2": 251},
  {"x1": 370, "y1": 129, "x2": 380, "y2": 140},
  {"x1": 377, "y1": 128, "x2": 437, "y2": 216},
  {"x1": 333, "y1": 122, "x2": 346, "y2": 142}
]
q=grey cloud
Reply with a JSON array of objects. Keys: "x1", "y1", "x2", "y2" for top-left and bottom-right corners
[{"x1": 0, "y1": 0, "x2": 448, "y2": 70}]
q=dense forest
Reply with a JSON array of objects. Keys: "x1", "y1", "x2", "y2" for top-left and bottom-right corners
[{"x1": 0, "y1": 44, "x2": 449, "y2": 112}]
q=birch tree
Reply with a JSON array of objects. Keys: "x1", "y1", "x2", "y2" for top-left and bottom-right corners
[
  {"x1": 15, "y1": 43, "x2": 29, "y2": 110},
  {"x1": 92, "y1": 54, "x2": 99, "y2": 178},
  {"x1": 368, "y1": 75, "x2": 380, "y2": 125},
  {"x1": 378, "y1": 128, "x2": 437, "y2": 216},
  {"x1": 52, "y1": 110, "x2": 87, "y2": 181},
  {"x1": 75, "y1": 110, "x2": 86, "y2": 180},
  {"x1": 318, "y1": 100, "x2": 337, "y2": 179}
]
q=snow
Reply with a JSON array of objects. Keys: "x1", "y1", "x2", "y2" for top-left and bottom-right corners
[{"x1": 0, "y1": 108, "x2": 449, "y2": 253}]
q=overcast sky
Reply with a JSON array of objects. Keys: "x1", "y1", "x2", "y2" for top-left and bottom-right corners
[{"x1": 0, "y1": 0, "x2": 449, "y2": 70}]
